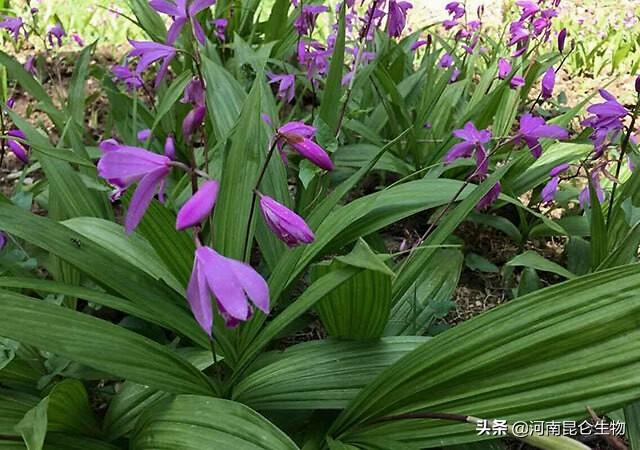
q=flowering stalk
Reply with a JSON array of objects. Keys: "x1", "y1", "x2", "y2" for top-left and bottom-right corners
[
  {"x1": 606, "y1": 97, "x2": 640, "y2": 227},
  {"x1": 242, "y1": 139, "x2": 279, "y2": 260}
]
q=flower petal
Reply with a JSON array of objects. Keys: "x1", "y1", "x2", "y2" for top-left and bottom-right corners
[
  {"x1": 125, "y1": 167, "x2": 169, "y2": 234},
  {"x1": 187, "y1": 256, "x2": 213, "y2": 336},
  {"x1": 176, "y1": 180, "x2": 220, "y2": 230}
]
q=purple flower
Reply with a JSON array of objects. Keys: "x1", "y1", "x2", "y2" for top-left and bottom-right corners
[
  {"x1": 72, "y1": 33, "x2": 84, "y2": 47},
  {"x1": 212, "y1": 18, "x2": 227, "y2": 41},
  {"x1": 149, "y1": 0, "x2": 215, "y2": 45},
  {"x1": 439, "y1": 53, "x2": 454, "y2": 68},
  {"x1": 97, "y1": 142, "x2": 172, "y2": 233},
  {"x1": 187, "y1": 246, "x2": 269, "y2": 334},
  {"x1": 0, "y1": 16, "x2": 25, "y2": 42},
  {"x1": 5, "y1": 130, "x2": 29, "y2": 164},
  {"x1": 476, "y1": 182, "x2": 501, "y2": 211},
  {"x1": 442, "y1": 19, "x2": 458, "y2": 30},
  {"x1": 0, "y1": 232, "x2": 6, "y2": 250},
  {"x1": 294, "y1": 4, "x2": 328, "y2": 35},
  {"x1": 582, "y1": 89, "x2": 629, "y2": 156},
  {"x1": 636, "y1": 75, "x2": 640, "y2": 94},
  {"x1": 267, "y1": 73, "x2": 295, "y2": 103},
  {"x1": 516, "y1": 113, "x2": 569, "y2": 159},
  {"x1": 259, "y1": 195, "x2": 314, "y2": 247},
  {"x1": 510, "y1": 75, "x2": 525, "y2": 89},
  {"x1": 558, "y1": 28, "x2": 567, "y2": 53},
  {"x1": 47, "y1": 24, "x2": 65, "y2": 47},
  {"x1": 128, "y1": 40, "x2": 177, "y2": 88},
  {"x1": 387, "y1": 0, "x2": 412, "y2": 38},
  {"x1": 182, "y1": 78, "x2": 205, "y2": 106},
  {"x1": 578, "y1": 170, "x2": 605, "y2": 208},
  {"x1": 24, "y1": 56, "x2": 36, "y2": 76},
  {"x1": 445, "y1": 1, "x2": 465, "y2": 18},
  {"x1": 164, "y1": 135, "x2": 176, "y2": 159},
  {"x1": 137, "y1": 129, "x2": 152, "y2": 142},
  {"x1": 276, "y1": 122, "x2": 333, "y2": 170},
  {"x1": 450, "y1": 68, "x2": 461, "y2": 83},
  {"x1": 410, "y1": 39, "x2": 429, "y2": 51},
  {"x1": 297, "y1": 40, "x2": 330, "y2": 80},
  {"x1": 176, "y1": 180, "x2": 220, "y2": 230},
  {"x1": 182, "y1": 105, "x2": 206, "y2": 140},
  {"x1": 516, "y1": 0, "x2": 539, "y2": 19},
  {"x1": 6, "y1": 97, "x2": 15, "y2": 109},
  {"x1": 541, "y1": 67, "x2": 555, "y2": 99},
  {"x1": 444, "y1": 122, "x2": 492, "y2": 178},
  {"x1": 498, "y1": 58, "x2": 512, "y2": 79},
  {"x1": 541, "y1": 163, "x2": 569, "y2": 203},
  {"x1": 112, "y1": 64, "x2": 144, "y2": 91}
]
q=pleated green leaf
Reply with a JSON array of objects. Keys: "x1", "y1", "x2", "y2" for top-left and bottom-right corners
[
  {"x1": 313, "y1": 240, "x2": 393, "y2": 340},
  {"x1": 330, "y1": 263, "x2": 640, "y2": 448},
  {"x1": 233, "y1": 337, "x2": 428, "y2": 410},
  {"x1": 130, "y1": 395, "x2": 299, "y2": 450},
  {"x1": 0, "y1": 291, "x2": 215, "y2": 396}
]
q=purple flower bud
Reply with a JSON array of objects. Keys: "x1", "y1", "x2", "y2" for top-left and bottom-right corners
[
  {"x1": 137, "y1": 129, "x2": 152, "y2": 142},
  {"x1": 259, "y1": 195, "x2": 315, "y2": 247},
  {"x1": 498, "y1": 58, "x2": 512, "y2": 79},
  {"x1": 277, "y1": 122, "x2": 333, "y2": 170},
  {"x1": 164, "y1": 135, "x2": 176, "y2": 159},
  {"x1": 182, "y1": 78, "x2": 205, "y2": 106},
  {"x1": 439, "y1": 53, "x2": 454, "y2": 68},
  {"x1": 24, "y1": 56, "x2": 36, "y2": 75},
  {"x1": 72, "y1": 33, "x2": 84, "y2": 47},
  {"x1": 558, "y1": 28, "x2": 567, "y2": 53},
  {"x1": 541, "y1": 67, "x2": 555, "y2": 99},
  {"x1": 182, "y1": 105, "x2": 206, "y2": 141},
  {"x1": 541, "y1": 176, "x2": 560, "y2": 203},
  {"x1": 6, "y1": 97, "x2": 15, "y2": 109},
  {"x1": 636, "y1": 75, "x2": 640, "y2": 95},
  {"x1": 0, "y1": 232, "x2": 6, "y2": 250},
  {"x1": 476, "y1": 182, "x2": 501, "y2": 210},
  {"x1": 176, "y1": 180, "x2": 220, "y2": 230},
  {"x1": 510, "y1": 75, "x2": 525, "y2": 89},
  {"x1": 31, "y1": 8, "x2": 38, "y2": 15},
  {"x1": 6, "y1": 129, "x2": 29, "y2": 164}
]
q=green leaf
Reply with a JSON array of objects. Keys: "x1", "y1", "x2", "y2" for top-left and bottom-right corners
[
  {"x1": 0, "y1": 203, "x2": 207, "y2": 347},
  {"x1": 385, "y1": 249, "x2": 462, "y2": 336},
  {"x1": 318, "y1": 1, "x2": 346, "y2": 133},
  {"x1": 0, "y1": 290, "x2": 215, "y2": 395},
  {"x1": 313, "y1": 240, "x2": 393, "y2": 340},
  {"x1": 465, "y1": 253, "x2": 499, "y2": 273},
  {"x1": 233, "y1": 337, "x2": 427, "y2": 410},
  {"x1": 126, "y1": 0, "x2": 166, "y2": 42},
  {"x1": 625, "y1": 401, "x2": 640, "y2": 449},
  {"x1": 151, "y1": 71, "x2": 192, "y2": 132},
  {"x1": 15, "y1": 397, "x2": 48, "y2": 450},
  {"x1": 131, "y1": 395, "x2": 299, "y2": 450},
  {"x1": 506, "y1": 251, "x2": 576, "y2": 279},
  {"x1": 67, "y1": 43, "x2": 95, "y2": 133},
  {"x1": 589, "y1": 180, "x2": 608, "y2": 269},
  {"x1": 46, "y1": 380, "x2": 98, "y2": 436},
  {"x1": 0, "y1": 390, "x2": 38, "y2": 437},
  {"x1": 330, "y1": 263, "x2": 640, "y2": 447},
  {"x1": 212, "y1": 78, "x2": 266, "y2": 261}
]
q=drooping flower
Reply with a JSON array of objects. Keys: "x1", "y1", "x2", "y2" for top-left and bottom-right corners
[
  {"x1": 410, "y1": 39, "x2": 429, "y2": 51},
  {"x1": 24, "y1": 56, "x2": 36, "y2": 76},
  {"x1": 439, "y1": 53, "x2": 454, "y2": 68},
  {"x1": 128, "y1": 40, "x2": 177, "y2": 87},
  {"x1": 182, "y1": 78, "x2": 205, "y2": 106},
  {"x1": 150, "y1": 0, "x2": 216, "y2": 45},
  {"x1": 510, "y1": 75, "x2": 525, "y2": 89},
  {"x1": 112, "y1": 64, "x2": 144, "y2": 90},
  {"x1": 558, "y1": 28, "x2": 567, "y2": 53},
  {"x1": 187, "y1": 246, "x2": 269, "y2": 334},
  {"x1": 259, "y1": 194, "x2": 315, "y2": 247},
  {"x1": 541, "y1": 67, "x2": 555, "y2": 99},
  {"x1": 5, "y1": 130, "x2": 29, "y2": 164},
  {"x1": 578, "y1": 169, "x2": 605, "y2": 208},
  {"x1": 137, "y1": 129, "x2": 152, "y2": 142},
  {"x1": 0, "y1": 16, "x2": 25, "y2": 42},
  {"x1": 444, "y1": 122, "x2": 492, "y2": 178},
  {"x1": 176, "y1": 180, "x2": 220, "y2": 230},
  {"x1": 445, "y1": 1, "x2": 465, "y2": 18},
  {"x1": 541, "y1": 163, "x2": 569, "y2": 203},
  {"x1": 476, "y1": 182, "x2": 501, "y2": 211},
  {"x1": 276, "y1": 122, "x2": 333, "y2": 170},
  {"x1": 212, "y1": 18, "x2": 227, "y2": 41},
  {"x1": 182, "y1": 105, "x2": 206, "y2": 140},
  {"x1": 294, "y1": 4, "x2": 328, "y2": 35},
  {"x1": 72, "y1": 33, "x2": 84, "y2": 47},
  {"x1": 516, "y1": 0, "x2": 539, "y2": 20},
  {"x1": 515, "y1": 113, "x2": 569, "y2": 158},
  {"x1": 387, "y1": 0, "x2": 412, "y2": 38},
  {"x1": 47, "y1": 24, "x2": 66, "y2": 47},
  {"x1": 97, "y1": 142, "x2": 172, "y2": 233},
  {"x1": 582, "y1": 89, "x2": 629, "y2": 156},
  {"x1": 497, "y1": 58, "x2": 511, "y2": 79},
  {"x1": 267, "y1": 73, "x2": 295, "y2": 103}
]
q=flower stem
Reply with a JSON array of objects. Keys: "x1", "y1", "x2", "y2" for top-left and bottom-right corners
[
  {"x1": 242, "y1": 139, "x2": 279, "y2": 261},
  {"x1": 606, "y1": 99, "x2": 640, "y2": 227}
]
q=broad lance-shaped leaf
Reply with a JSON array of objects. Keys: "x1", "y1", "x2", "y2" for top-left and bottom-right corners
[
  {"x1": 0, "y1": 203, "x2": 209, "y2": 348},
  {"x1": 0, "y1": 290, "x2": 215, "y2": 396},
  {"x1": 233, "y1": 337, "x2": 428, "y2": 410},
  {"x1": 329, "y1": 263, "x2": 640, "y2": 448},
  {"x1": 385, "y1": 249, "x2": 462, "y2": 336},
  {"x1": 130, "y1": 396, "x2": 299, "y2": 450},
  {"x1": 312, "y1": 240, "x2": 394, "y2": 340}
]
